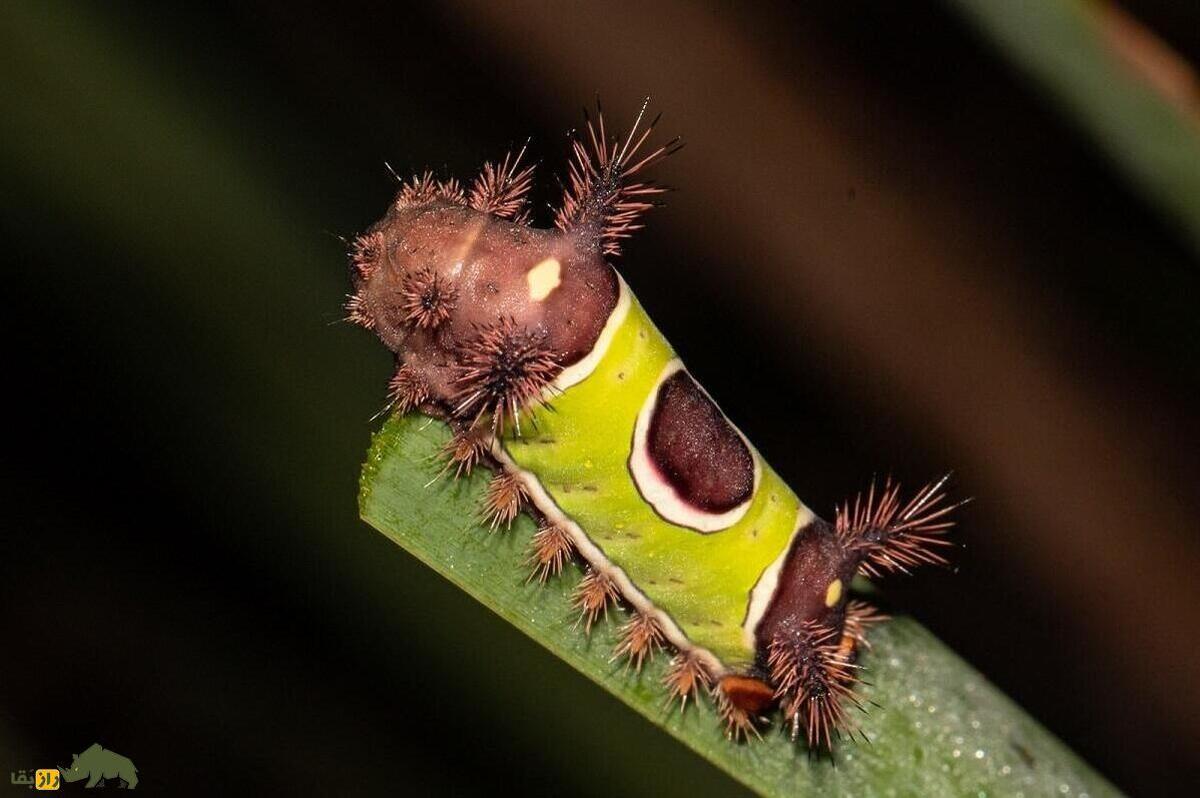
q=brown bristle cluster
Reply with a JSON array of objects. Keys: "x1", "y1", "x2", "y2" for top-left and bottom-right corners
[
  {"x1": 344, "y1": 293, "x2": 374, "y2": 330},
  {"x1": 554, "y1": 100, "x2": 682, "y2": 256},
  {"x1": 842, "y1": 600, "x2": 888, "y2": 653},
  {"x1": 715, "y1": 683, "x2": 763, "y2": 741},
  {"x1": 768, "y1": 623, "x2": 863, "y2": 749},
  {"x1": 613, "y1": 611, "x2": 664, "y2": 671},
  {"x1": 482, "y1": 470, "x2": 527, "y2": 531},
  {"x1": 527, "y1": 522, "x2": 574, "y2": 583},
  {"x1": 349, "y1": 231, "x2": 383, "y2": 280},
  {"x1": 386, "y1": 364, "x2": 429, "y2": 414},
  {"x1": 572, "y1": 568, "x2": 619, "y2": 633},
  {"x1": 468, "y1": 146, "x2": 535, "y2": 222},
  {"x1": 438, "y1": 425, "x2": 491, "y2": 479},
  {"x1": 436, "y1": 176, "x2": 465, "y2": 204},
  {"x1": 399, "y1": 266, "x2": 457, "y2": 330},
  {"x1": 452, "y1": 318, "x2": 559, "y2": 436},
  {"x1": 836, "y1": 475, "x2": 960, "y2": 578},
  {"x1": 664, "y1": 652, "x2": 712, "y2": 710},
  {"x1": 395, "y1": 170, "x2": 464, "y2": 208}
]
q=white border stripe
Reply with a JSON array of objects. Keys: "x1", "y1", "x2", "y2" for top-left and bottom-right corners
[
  {"x1": 628, "y1": 361, "x2": 761, "y2": 533},
  {"x1": 551, "y1": 276, "x2": 632, "y2": 392},
  {"x1": 491, "y1": 442, "x2": 729, "y2": 677},
  {"x1": 741, "y1": 510, "x2": 807, "y2": 649}
]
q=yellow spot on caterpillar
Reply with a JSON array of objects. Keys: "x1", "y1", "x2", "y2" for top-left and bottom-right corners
[
  {"x1": 527, "y1": 257, "x2": 561, "y2": 301},
  {"x1": 825, "y1": 579, "x2": 843, "y2": 607}
]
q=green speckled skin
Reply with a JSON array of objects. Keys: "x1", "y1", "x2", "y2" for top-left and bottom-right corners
[{"x1": 505, "y1": 288, "x2": 811, "y2": 665}]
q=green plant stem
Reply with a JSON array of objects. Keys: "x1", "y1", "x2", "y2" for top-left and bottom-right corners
[{"x1": 360, "y1": 413, "x2": 1120, "y2": 797}]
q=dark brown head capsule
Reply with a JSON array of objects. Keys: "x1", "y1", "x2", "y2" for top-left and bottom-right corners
[
  {"x1": 347, "y1": 103, "x2": 677, "y2": 433},
  {"x1": 349, "y1": 198, "x2": 617, "y2": 423}
]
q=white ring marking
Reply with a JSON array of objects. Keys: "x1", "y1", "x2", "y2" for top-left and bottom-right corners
[{"x1": 628, "y1": 361, "x2": 761, "y2": 533}]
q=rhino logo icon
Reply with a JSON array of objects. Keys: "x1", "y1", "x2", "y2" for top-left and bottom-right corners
[{"x1": 58, "y1": 744, "x2": 138, "y2": 789}]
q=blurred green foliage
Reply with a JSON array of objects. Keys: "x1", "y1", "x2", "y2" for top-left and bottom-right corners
[{"x1": 949, "y1": 0, "x2": 1200, "y2": 256}]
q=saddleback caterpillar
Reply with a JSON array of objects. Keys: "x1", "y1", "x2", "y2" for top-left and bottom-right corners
[{"x1": 347, "y1": 102, "x2": 960, "y2": 749}]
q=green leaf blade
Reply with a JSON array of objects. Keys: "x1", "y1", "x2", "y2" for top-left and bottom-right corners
[{"x1": 361, "y1": 413, "x2": 1121, "y2": 797}]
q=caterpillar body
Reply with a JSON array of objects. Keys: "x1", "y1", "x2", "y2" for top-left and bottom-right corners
[{"x1": 347, "y1": 103, "x2": 958, "y2": 748}]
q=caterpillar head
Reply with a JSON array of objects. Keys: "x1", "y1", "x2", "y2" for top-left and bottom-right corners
[
  {"x1": 347, "y1": 196, "x2": 617, "y2": 429},
  {"x1": 347, "y1": 103, "x2": 676, "y2": 433}
]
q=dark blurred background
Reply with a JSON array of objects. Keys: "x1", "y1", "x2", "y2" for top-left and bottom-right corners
[{"x1": 3, "y1": 1, "x2": 1199, "y2": 794}]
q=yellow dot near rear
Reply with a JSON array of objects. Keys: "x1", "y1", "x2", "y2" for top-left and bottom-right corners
[
  {"x1": 824, "y1": 578, "x2": 843, "y2": 607},
  {"x1": 527, "y1": 257, "x2": 562, "y2": 301}
]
